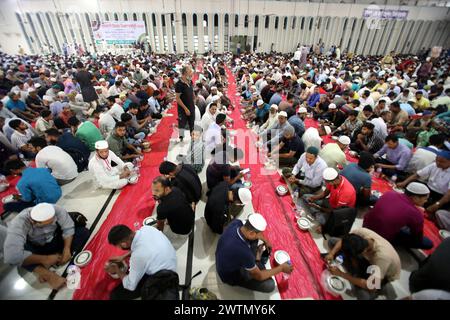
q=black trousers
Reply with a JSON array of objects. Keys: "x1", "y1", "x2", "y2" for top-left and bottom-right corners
[
  {"x1": 375, "y1": 158, "x2": 408, "y2": 180},
  {"x1": 178, "y1": 112, "x2": 195, "y2": 139},
  {"x1": 110, "y1": 274, "x2": 150, "y2": 300}
]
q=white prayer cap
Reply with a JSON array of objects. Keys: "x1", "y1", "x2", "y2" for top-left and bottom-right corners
[
  {"x1": 98, "y1": 78, "x2": 106, "y2": 82},
  {"x1": 34, "y1": 83, "x2": 41, "y2": 88},
  {"x1": 42, "y1": 95, "x2": 53, "y2": 102},
  {"x1": 297, "y1": 107, "x2": 307, "y2": 114},
  {"x1": 390, "y1": 80, "x2": 397, "y2": 85},
  {"x1": 257, "y1": 99, "x2": 264, "y2": 106},
  {"x1": 95, "y1": 140, "x2": 109, "y2": 150},
  {"x1": 323, "y1": 168, "x2": 339, "y2": 181},
  {"x1": 252, "y1": 92, "x2": 259, "y2": 97},
  {"x1": 27, "y1": 87, "x2": 36, "y2": 93},
  {"x1": 410, "y1": 82, "x2": 418, "y2": 88},
  {"x1": 328, "y1": 103, "x2": 337, "y2": 109},
  {"x1": 211, "y1": 86, "x2": 218, "y2": 90},
  {"x1": 406, "y1": 182, "x2": 430, "y2": 195},
  {"x1": 270, "y1": 104, "x2": 278, "y2": 110},
  {"x1": 94, "y1": 86, "x2": 102, "y2": 90},
  {"x1": 278, "y1": 111, "x2": 288, "y2": 118},
  {"x1": 247, "y1": 213, "x2": 267, "y2": 232},
  {"x1": 30, "y1": 203, "x2": 55, "y2": 222},
  {"x1": 250, "y1": 85, "x2": 256, "y2": 90},
  {"x1": 338, "y1": 135, "x2": 351, "y2": 145},
  {"x1": 238, "y1": 188, "x2": 253, "y2": 205},
  {"x1": 50, "y1": 77, "x2": 57, "y2": 82},
  {"x1": 324, "y1": 125, "x2": 332, "y2": 135}
]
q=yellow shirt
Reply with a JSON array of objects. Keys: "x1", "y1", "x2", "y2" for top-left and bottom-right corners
[
  {"x1": 319, "y1": 143, "x2": 347, "y2": 169},
  {"x1": 414, "y1": 97, "x2": 430, "y2": 111}
]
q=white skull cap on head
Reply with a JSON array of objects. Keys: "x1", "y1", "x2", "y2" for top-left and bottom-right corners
[
  {"x1": 406, "y1": 182, "x2": 430, "y2": 195},
  {"x1": 95, "y1": 140, "x2": 109, "y2": 150},
  {"x1": 257, "y1": 99, "x2": 264, "y2": 106},
  {"x1": 238, "y1": 188, "x2": 252, "y2": 205},
  {"x1": 323, "y1": 167, "x2": 339, "y2": 181},
  {"x1": 248, "y1": 213, "x2": 267, "y2": 232},
  {"x1": 328, "y1": 103, "x2": 337, "y2": 109},
  {"x1": 338, "y1": 135, "x2": 351, "y2": 145},
  {"x1": 278, "y1": 111, "x2": 288, "y2": 118},
  {"x1": 30, "y1": 203, "x2": 55, "y2": 222}
]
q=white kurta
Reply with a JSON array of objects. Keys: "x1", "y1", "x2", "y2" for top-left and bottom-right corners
[{"x1": 88, "y1": 150, "x2": 130, "y2": 189}]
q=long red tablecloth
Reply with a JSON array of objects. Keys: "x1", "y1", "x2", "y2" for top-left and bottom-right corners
[{"x1": 227, "y1": 68, "x2": 338, "y2": 300}]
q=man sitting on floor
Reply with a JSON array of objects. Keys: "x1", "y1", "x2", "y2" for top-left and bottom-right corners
[
  {"x1": 302, "y1": 125, "x2": 331, "y2": 150},
  {"x1": 397, "y1": 150, "x2": 450, "y2": 216},
  {"x1": 350, "y1": 122, "x2": 386, "y2": 155},
  {"x1": 206, "y1": 147, "x2": 245, "y2": 191},
  {"x1": 319, "y1": 135, "x2": 350, "y2": 170},
  {"x1": 106, "y1": 224, "x2": 177, "y2": 300},
  {"x1": 68, "y1": 116, "x2": 103, "y2": 152},
  {"x1": 9, "y1": 118, "x2": 36, "y2": 158},
  {"x1": 284, "y1": 146, "x2": 328, "y2": 195},
  {"x1": 29, "y1": 136, "x2": 78, "y2": 186},
  {"x1": 216, "y1": 213, "x2": 293, "y2": 293},
  {"x1": 205, "y1": 182, "x2": 253, "y2": 234},
  {"x1": 159, "y1": 160, "x2": 202, "y2": 208},
  {"x1": 408, "y1": 238, "x2": 450, "y2": 299},
  {"x1": 44, "y1": 128, "x2": 90, "y2": 173},
  {"x1": 267, "y1": 125, "x2": 304, "y2": 167},
  {"x1": 324, "y1": 228, "x2": 401, "y2": 300},
  {"x1": 363, "y1": 182, "x2": 433, "y2": 250},
  {"x1": 3, "y1": 203, "x2": 89, "y2": 290},
  {"x1": 152, "y1": 176, "x2": 195, "y2": 238},
  {"x1": 374, "y1": 134, "x2": 412, "y2": 179},
  {"x1": 303, "y1": 168, "x2": 356, "y2": 233},
  {"x1": 106, "y1": 122, "x2": 142, "y2": 162},
  {"x1": 340, "y1": 152, "x2": 376, "y2": 206},
  {"x1": 3, "y1": 159, "x2": 62, "y2": 213},
  {"x1": 88, "y1": 140, "x2": 133, "y2": 190}
]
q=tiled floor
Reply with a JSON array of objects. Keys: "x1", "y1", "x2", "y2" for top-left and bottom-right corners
[{"x1": 0, "y1": 122, "x2": 417, "y2": 301}]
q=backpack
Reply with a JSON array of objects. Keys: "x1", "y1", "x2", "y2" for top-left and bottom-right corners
[
  {"x1": 322, "y1": 206, "x2": 357, "y2": 237},
  {"x1": 141, "y1": 270, "x2": 180, "y2": 300}
]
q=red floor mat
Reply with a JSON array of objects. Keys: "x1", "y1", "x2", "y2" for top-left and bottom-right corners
[{"x1": 227, "y1": 69, "x2": 338, "y2": 300}]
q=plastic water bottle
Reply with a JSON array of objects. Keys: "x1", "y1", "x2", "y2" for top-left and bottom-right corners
[
  {"x1": 335, "y1": 255, "x2": 344, "y2": 266},
  {"x1": 283, "y1": 261, "x2": 292, "y2": 280},
  {"x1": 391, "y1": 174, "x2": 398, "y2": 184}
]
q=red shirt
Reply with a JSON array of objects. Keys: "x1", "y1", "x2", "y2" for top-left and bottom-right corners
[{"x1": 326, "y1": 176, "x2": 356, "y2": 209}]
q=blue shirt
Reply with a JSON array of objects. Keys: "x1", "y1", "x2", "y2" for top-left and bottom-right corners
[
  {"x1": 340, "y1": 163, "x2": 372, "y2": 193},
  {"x1": 255, "y1": 103, "x2": 270, "y2": 120},
  {"x1": 6, "y1": 99, "x2": 26, "y2": 112},
  {"x1": 17, "y1": 167, "x2": 62, "y2": 204},
  {"x1": 375, "y1": 142, "x2": 413, "y2": 171},
  {"x1": 269, "y1": 93, "x2": 282, "y2": 106},
  {"x1": 400, "y1": 103, "x2": 416, "y2": 116},
  {"x1": 307, "y1": 93, "x2": 320, "y2": 107},
  {"x1": 57, "y1": 130, "x2": 91, "y2": 161},
  {"x1": 288, "y1": 115, "x2": 305, "y2": 137},
  {"x1": 216, "y1": 220, "x2": 256, "y2": 285}
]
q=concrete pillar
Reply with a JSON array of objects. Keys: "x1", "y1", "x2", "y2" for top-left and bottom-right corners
[
  {"x1": 197, "y1": 13, "x2": 205, "y2": 54},
  {"x1": 155, "y1": 14, "x2": 165, "y2": 53},
  {"x1": 186, "y1": 13, "x2": 194, "y2": 53}
]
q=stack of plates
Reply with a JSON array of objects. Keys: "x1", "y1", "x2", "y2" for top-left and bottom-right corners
[
  {"x1": 74, "y1": 250, "x2": 92, "y2": 267},
  {"x1": 276, "y1": 185, "x2": 288, "y2": 196},
  {"x1": 326, "y1": 275, "x2": 347, "y2": 294},
  {"x1": 274, "y1": 250, "x2": 290, "y2": 265},
  {"x1": 2, "y1": 194, "x2": 15, "y2": 204},
  {"x1": 297, "y1": 217, "x2": 312, "y2": 230}
]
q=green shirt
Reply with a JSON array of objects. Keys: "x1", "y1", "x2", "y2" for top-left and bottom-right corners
[
  {"x1": 106, "y1": 133, "x2": 126, "y2": 157},
  {"x1": 75, "y1": 121, "x2": 103, "y2": 151},
  {"x1": 399, "y1": 138, "x2": 414, "y2": 150}
]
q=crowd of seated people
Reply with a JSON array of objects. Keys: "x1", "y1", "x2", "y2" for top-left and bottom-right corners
[{"x1": 0, "y1": 46, "x2": 449, "y2": 300}]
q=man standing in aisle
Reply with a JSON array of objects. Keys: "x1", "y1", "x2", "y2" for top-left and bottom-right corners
[{"x1": 175, "y1": 65, "x2": 195, "y2": 143}]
